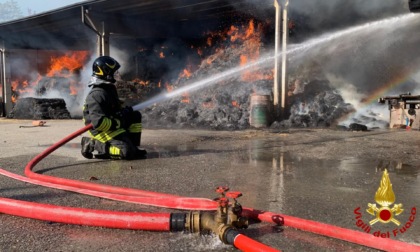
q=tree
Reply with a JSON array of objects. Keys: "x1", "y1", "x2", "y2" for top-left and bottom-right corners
[{"x1": 0, "y1": 0, "x2": 23, "y2": 22}]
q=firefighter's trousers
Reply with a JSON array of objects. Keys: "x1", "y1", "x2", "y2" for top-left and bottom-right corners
[{"x1": 94, "y1": 111, "x2": 143, "y2": 160}]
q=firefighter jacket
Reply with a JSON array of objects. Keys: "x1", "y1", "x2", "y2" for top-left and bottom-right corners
[{"x1": 83, "y1": 78, "x2": 125, "y2": 143}]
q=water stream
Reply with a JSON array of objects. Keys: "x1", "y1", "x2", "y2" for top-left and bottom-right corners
[{"x1": 132, "y1": 14, "x2": 417, "y2": 111}]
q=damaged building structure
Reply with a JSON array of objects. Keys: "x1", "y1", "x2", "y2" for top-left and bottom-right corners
[
  {"x1": 0, "y1": 0, "x2": 414, "y2": 130},
  {"x1": 0, "y1": 0, "x2": 353, "y2": 130},
  {"x1": 0, "y1": 0, "x2": 290, "y2": 126}
]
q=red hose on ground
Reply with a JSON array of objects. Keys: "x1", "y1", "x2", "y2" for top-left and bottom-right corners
[
  {"x1": 234, "y1": 234, "x2": 281, "y2": 252},
  {"x1": 0, "y1": 197, "x2": 170, "y2": 231},
  {"x1": 22, "y1": 124, "x2": 218, "y2": 210},
  {"x1": 4, "y1": 124, "x2": 281, "y2": 251},
  {"x1": 11, "y1": 124, "x2": 420, "y2": 251},
  {"x1": 242, "y1": 208, "x2": 420, "y2": 252},
  {"x1": 24, "y1": 124, "x2": 175, "y2": 198},
  {"x1": 0, "y1": 168, "x2": 217, "y2": 210}
]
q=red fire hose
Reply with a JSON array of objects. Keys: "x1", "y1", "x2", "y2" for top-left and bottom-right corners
[
  {"x1": 0, "y1": 170, "x2": 282, "y2": 252},
  {"x1": 24, "y1": 125, "x2": 176, "y2": 198},
  {"x1": 0, "y1": 197, "x2": 171, "y2": 231},
  {"x1": 234, "y1": 234, "x2": 280, "y2": 252},
  {"x1": 0, "y1": 196, "x2": 280, "y2": 252},
  {"x1": 21, "y1": 124, "x2": 218, "y2": 210},
  {"x1": 0, "y1": 167, "x2": 217, "y2": 210},
  {"x1": 241, "y1": 208, "x2": 420, "y2": 252},
  {"x1": 4, "y1": 123, "x2": 278, "y2": 251},
  {"x1": 2, "y1": 123, "x2": 420, "y2": 251}
]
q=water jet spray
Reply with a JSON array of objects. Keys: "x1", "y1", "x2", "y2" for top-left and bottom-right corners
[{"x1": 132, "y1": 14, "x2": 417, "y2": 112}]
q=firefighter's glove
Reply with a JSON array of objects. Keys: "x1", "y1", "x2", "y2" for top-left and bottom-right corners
[
  {"x1": 122, "y1": 106, "x2": 133, "y2": 115},
  {"x1": 118, "y1": 106, "x2": 133, "y2": 129}
]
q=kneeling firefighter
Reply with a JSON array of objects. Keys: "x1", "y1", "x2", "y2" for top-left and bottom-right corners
[{"x1": 81, "y1": 56, "x2": 147, "y2": 160}]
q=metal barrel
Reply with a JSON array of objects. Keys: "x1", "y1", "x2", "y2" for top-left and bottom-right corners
[{"x1": 249, "y1": 94, "x2": 272, "y2": 128}]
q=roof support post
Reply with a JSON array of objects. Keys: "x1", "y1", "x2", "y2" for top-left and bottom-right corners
[
  {"x1": 0, "y1": 45, "x2": 3, "y2": 117},
  {"x1": 273, "y1": 0, "x2": 281, "y2": 116},
  {"x1": 81, "y1": 6, "x2": 109, "y2": 57},
  {"x1": 281, "y1": 0, "x2": 289, "y2": 119},
  {"x1": 101, "y1": 21, "x2": 110, "y2": 56},
  {"x1": 273, "y1": 0, "x2": 289, "y2": 120},
  {"x1": 0, "y1": 44, "x2": 12, "y2": 117}
]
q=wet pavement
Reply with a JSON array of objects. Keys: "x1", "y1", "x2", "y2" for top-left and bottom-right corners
[{"x1": 0, "y1": 119, "x2": 419, "y2": 251}]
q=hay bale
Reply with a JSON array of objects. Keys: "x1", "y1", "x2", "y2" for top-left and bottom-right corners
[{"x1": 8, "y1": 97, "x2": 71, "y2": 119}]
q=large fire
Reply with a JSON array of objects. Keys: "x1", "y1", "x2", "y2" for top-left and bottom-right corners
[
  {"x1": 11, "y1": 50, "x2": 89, "y2": 102},
  {"x1": 46, "y1": 51, "x2": 89, "y2": 78},
  {"x1": 10, "y1": 19, "x2": 271, "y2": 117},
  {"x1": 150, "y1": 19, "x2": 274, "y2": 105}
]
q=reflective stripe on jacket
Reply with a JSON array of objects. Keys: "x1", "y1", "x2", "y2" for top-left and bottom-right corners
[{"x1": 83, "y1": 82, "x2": 124, "y2": 141}]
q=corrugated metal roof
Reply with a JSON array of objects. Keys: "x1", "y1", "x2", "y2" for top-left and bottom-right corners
[{"x1": 0, "y1": 0, "x2": 273, "y2": 50}]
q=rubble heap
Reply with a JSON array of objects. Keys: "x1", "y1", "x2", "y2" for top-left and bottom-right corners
[{"x1": 8, "y1": 97, "x2": 71, "y2": 120}]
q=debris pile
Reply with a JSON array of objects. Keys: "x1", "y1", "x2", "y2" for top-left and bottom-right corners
[
  {"x1": 133, "y1": 52, "x2": 354, "y2": 130},
  {"x1": 272, "y1": 79, "x2": 355, "y2": 128},
  {"x1": 8, "y1": 97, "x2": 71, "y2": 120}
]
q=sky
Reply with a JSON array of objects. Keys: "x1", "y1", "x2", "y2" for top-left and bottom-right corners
[{"x1": 12, "y1": 0, "x2": 87, "y2": 15}]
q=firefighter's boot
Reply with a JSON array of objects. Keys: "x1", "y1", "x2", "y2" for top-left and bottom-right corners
[
  {"x1": 81, "y1": 137, "x2": 95, "y2": 159},
  {"x1": 136, "y1": 148, "x2": 148, "y2": 159}
]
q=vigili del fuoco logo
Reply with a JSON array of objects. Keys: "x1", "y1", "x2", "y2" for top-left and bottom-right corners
[
  {"x1": 366, "y1": 169, "x2": 403, "y2": 225},
  {"x1": 354, "y1": 169, "x2": 417, "y2": 238}
]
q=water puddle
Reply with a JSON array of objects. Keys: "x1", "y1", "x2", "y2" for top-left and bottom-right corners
[{"x1": 37, "y1": 143, "x2": 81, "y2": 149}]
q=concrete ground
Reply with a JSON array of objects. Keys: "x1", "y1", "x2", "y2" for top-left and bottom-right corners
[{"x1": 0, "y1": 118, "x2": 419, "y2": 252}]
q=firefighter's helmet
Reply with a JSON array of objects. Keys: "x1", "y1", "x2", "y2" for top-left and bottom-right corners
[{"x1": 92, "y1": 56, "x2": 121, "y2": 83}]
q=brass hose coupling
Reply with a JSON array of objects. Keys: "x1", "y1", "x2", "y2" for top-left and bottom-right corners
[{"x1": 184, "y1": 187, "x2": 249, "y2": 244}]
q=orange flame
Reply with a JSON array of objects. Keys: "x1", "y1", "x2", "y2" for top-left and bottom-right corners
[
  {"x1": 228, "y1": 20, "x2": 255, "y2": 42},
  {"x1": 181, "y1": 92, "x2": 190, "y2": 103},
  {"x1": 47, "y1": 51, "x2": 89, "y2": 77},
  {"x1": 227, "y1": 20, "x2": 273, "y2": 82},
  {"x1": 202, "y1": 101, "x2": 215, "y2": 108},
  {"x1": 240, "y1": 55, "x2": 248, "y2": 66},
  {"x1": 11, "y1": 51, "x2": 89, "y2": 103},
  {"x1": 127, "y1": 19, "x2": 272, "y2": 107},
  {"x1": 165, "y1": 83, "x2": 174, "y2": 92},
  {"x1": 179, "y1": 68, "x2": 192, "y2": 79},
  {"x1": 207, "y1": 37, "x2": 213, "y2": 47},
  {"x1": 69, "y1": 85, "x2": 78, "y2": 95},
  {"x1": 132, "y1": 78, "x2": 150, "y2": 86}
]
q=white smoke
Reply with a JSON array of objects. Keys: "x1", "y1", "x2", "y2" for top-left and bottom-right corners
[
  {"x1": 109, "y1": 46, "x2": 131, "y2": 75},
  {"x1": 70, "y1": 46, "x2": 131, "y2": 117},
  {"x1": 289, "y1": 0, "x2": 407, "y2": 32},
  {"x1": 326, "y1": 74, "x2": 363, "y2": 109},
  {"x1": 288, "y1": 12, "x2": 420, "y2": 124},
  {"x1": 326, "y1": 73, "x2": 389, "y2": 128}
]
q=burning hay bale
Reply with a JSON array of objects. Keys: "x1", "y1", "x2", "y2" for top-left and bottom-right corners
[
  {"x1": 134, "y1": 21, "x2": 275, "y2": 130},
  {"x1": 120, "y1": 48, "x2": 354, "y2": 130},
  {"x1": 8, "y1": 51, "x2": 89, "y2": 120},
  {"x1": 140, "y1": 79, "x2": 273, "y2": 130},
  {"x1": 8, "y1": 97, "x2": 71, "y2": 120},
  {"x1": 118, "y1": 20, "x2": 355, "y2": 130},
  {"x1": 136, "y1": 47, "x2": 353, "y2": 130},
  {"x1": 115, "y1": 80, "x2": 161, "y2": 106}
]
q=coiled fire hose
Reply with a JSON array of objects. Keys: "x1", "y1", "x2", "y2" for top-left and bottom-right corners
[{"x1": 0, "y1": 123, "x2": 419, "y2": 251}]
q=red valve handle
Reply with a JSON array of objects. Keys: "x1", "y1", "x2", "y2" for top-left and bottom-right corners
[
  {"x1": 226, "y1": 191, "x2": 242, "y2": 199},
  {"x1": 218, "y1": 197, "x2": 228, "y2": 207},
  {"x1": 215, "y1": 186, "x2": 229, "y2": 194}
]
